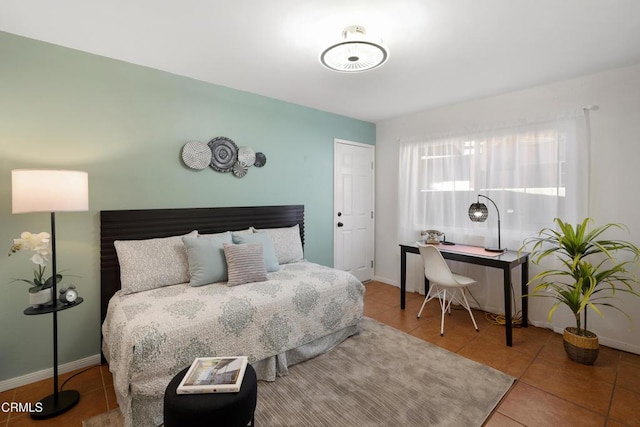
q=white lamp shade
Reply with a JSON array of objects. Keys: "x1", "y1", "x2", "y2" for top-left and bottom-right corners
[{"x1": 12, "y1": 169, "x2": 89, "y2": 213}]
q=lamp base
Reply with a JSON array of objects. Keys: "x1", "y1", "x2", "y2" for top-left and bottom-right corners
[
  {"x1": 30, "y1": 390, "x2": 80, "y2": 420},
  {"x1": 484, "y1": 247, "x2": 506, "y2": 253}
]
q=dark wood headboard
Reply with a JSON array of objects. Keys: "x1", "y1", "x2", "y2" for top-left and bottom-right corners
[{"x1": 100, "y1": 205, "x2": 304, "y2": 328}]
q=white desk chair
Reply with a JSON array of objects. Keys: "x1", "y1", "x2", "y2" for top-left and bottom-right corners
[{"x1": 416, "y1": 243, "x2": 479, "y2": 336}]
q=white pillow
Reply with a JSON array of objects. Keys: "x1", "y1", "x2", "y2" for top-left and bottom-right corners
[
  {"x1": 251, "y1": 224, "x2": 303, "y2": 264},
  {"x1": 115, "y1": 230, "x2": 197, "y2": 295}
]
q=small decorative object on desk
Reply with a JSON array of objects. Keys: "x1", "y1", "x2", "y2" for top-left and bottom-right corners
[
  {"x1": 177, "y1": 356, "x2": 249, "y2": 394},
  {"x1": 7, "y1": 231, "x2": 74, "y2": 308},
  {"x1": 420, "y1": 229, "x2": 444, "y2": 245}
]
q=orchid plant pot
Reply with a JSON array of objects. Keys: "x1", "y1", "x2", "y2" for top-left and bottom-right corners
[{"x1": 29, "y1": 287, "x2": 53, "y2": 308}]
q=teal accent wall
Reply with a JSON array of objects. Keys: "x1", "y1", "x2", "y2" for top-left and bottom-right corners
[{"x1": 0, "y1": 32, "x2": 375, "y2": 382}]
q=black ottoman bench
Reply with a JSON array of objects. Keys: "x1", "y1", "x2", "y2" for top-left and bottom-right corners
[{"x1": 164, "y1": 363, "x2": 257, "y2": 427}]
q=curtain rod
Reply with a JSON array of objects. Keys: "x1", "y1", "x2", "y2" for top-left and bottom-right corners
[{"x1": 397, "y1": 106, "x2": 598, "y2": 144}]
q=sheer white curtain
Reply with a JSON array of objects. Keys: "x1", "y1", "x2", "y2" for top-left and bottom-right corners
[{"x1": 398, "y1": 114, "x2": 588, "y2": 317}]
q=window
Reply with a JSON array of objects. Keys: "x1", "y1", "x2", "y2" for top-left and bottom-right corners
[{"x1": 398, "y1": 114, "x2": 588, "y2": 294}]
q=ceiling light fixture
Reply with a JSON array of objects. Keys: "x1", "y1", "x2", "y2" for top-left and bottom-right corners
[{"x1": 320, "y1": 25, "x2": 388, "y2": 73}]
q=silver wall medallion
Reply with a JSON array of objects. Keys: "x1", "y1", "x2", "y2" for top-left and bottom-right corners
[
  {"x1": 238, "y1": 146, "x2": 256, "y2": 167},
  {"x1": 254, "y1": 152, "x2": 267, "y2": 167},
  {"x1": 208, "y1": 137, "x2": 238, "y2": 172},
  {"x1": 232, "y1": 161, "x2": 249, "y2": 177},
  {"x1": 181, "y1": 141, "x2": 212, "y2": 170}
]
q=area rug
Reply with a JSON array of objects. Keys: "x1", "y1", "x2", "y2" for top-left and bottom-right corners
[{"x1": 84, "y1": 317, "x2": 514, "y2": 426}]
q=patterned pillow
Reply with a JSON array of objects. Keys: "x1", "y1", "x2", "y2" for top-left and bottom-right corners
[
  {"x1": 115, "y1": 231, "x2": 197, "y2": 295},
  {"x1": 183, "y1": 232, "x2": 233, "y2": 286},
  {"x1": 223, "y1": 242, "x2": 267, "y2": 286},
  {"x1": 232, "y1": 232, "x2": 279, "y2": 272},
  {"x1": 252, "y1": 224, "x2": 304, "y2": 264}
]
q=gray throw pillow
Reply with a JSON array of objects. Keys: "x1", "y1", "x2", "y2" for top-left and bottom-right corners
[
  {"x1": 252, "y1": 224, "x2": 304, "y2": 264},
  {"x1": 223, "y1": 242, "x2": 268, "y2": 286}
]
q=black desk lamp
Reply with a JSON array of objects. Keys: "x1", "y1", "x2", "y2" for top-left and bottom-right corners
[
  {"x1": 468, "y1": 194, "x2": 505, "y2": 253},
  {"x1": 12, "y1": 169, "x2": 88, "y2": 419}
]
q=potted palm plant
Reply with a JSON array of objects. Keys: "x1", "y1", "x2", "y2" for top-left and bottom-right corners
[{"x1": 522, "y1": 218, "x2": 640, "y2": 365}]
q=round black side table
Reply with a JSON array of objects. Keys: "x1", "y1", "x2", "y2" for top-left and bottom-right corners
[
  {"x1": 24, "y1": 298, "x2": 84, "y2": 419},
  {"x1": 164, "y1": 363, "x2": 257, "y2": 427}
]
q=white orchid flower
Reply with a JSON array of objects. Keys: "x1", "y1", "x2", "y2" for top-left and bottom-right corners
[
  {"x1": 9, "y1": 231, "x2": 51, "y2": 264},
  {"x1": 30, "y1": 253, "x2": 48, "y2": 266}
]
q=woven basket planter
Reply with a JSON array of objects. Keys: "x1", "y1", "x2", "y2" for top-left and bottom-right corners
[{"x1": 563, "y1": 327, "x2": 599, "y2": 365}]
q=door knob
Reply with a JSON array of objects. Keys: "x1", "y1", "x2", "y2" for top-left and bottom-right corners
[{"x1": 337, "y1": 222, "x2": 344, "y2": 227}]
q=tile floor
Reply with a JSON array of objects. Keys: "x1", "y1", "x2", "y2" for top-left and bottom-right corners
[
  {"x1": 0, "y1": 364, "x2": 116, "y2": 427},
  {"x1": 364, "y1": 281, "x2": 640, "y2": 427},
  {"x1": 1, "y1": 280, "x2": 639, "y2": 426}
]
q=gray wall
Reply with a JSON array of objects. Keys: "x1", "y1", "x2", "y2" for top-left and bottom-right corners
[{"x1": 0, "y1": 32, "x2": 375, "y2": 383}]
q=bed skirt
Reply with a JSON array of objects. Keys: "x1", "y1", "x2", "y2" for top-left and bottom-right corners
[{"x1": 117, "y1": 323, "x2": 359, "y2": 427}]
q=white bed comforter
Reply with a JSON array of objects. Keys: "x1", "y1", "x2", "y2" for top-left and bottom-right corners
[{"x1": 102, "y1": 261, "x2": 364, "y2": 426}]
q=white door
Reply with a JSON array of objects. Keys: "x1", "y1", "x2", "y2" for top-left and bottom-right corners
[{"x1": 334, "y1": 139, "x2": 375, "y2": 282}]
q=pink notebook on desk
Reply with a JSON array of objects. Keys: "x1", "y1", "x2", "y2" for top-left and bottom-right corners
[{"x1": 440, "y1": 244, "x2": 502, "y2": 257}]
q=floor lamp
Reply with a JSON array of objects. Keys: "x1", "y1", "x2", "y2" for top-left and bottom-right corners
[{"x1": 11, "y1": 169, "x2": 89, "y2": 419}]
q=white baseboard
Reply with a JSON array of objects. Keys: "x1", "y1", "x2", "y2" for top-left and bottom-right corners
[
  {"x1": 372, "y1": 275, "x2": 397, "y2": 287},
  {"x1": 370, "y1": 277, "x2": 640, "y2": 356},
  {"x1": 0, "y1": 354, "x2": 102, "y2": 392},
  {"x1": 526, "y1": 320, "x2": 640, "y2": 355}
]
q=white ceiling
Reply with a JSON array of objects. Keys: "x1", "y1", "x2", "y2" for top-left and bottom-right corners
[{"x1": 2, "y1": 0, "x2": 640, "y2": 123}]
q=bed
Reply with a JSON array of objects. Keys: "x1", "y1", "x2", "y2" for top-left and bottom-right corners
[{"x1": 100, "y1": 205, "x2": 365, "y2": 427}]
